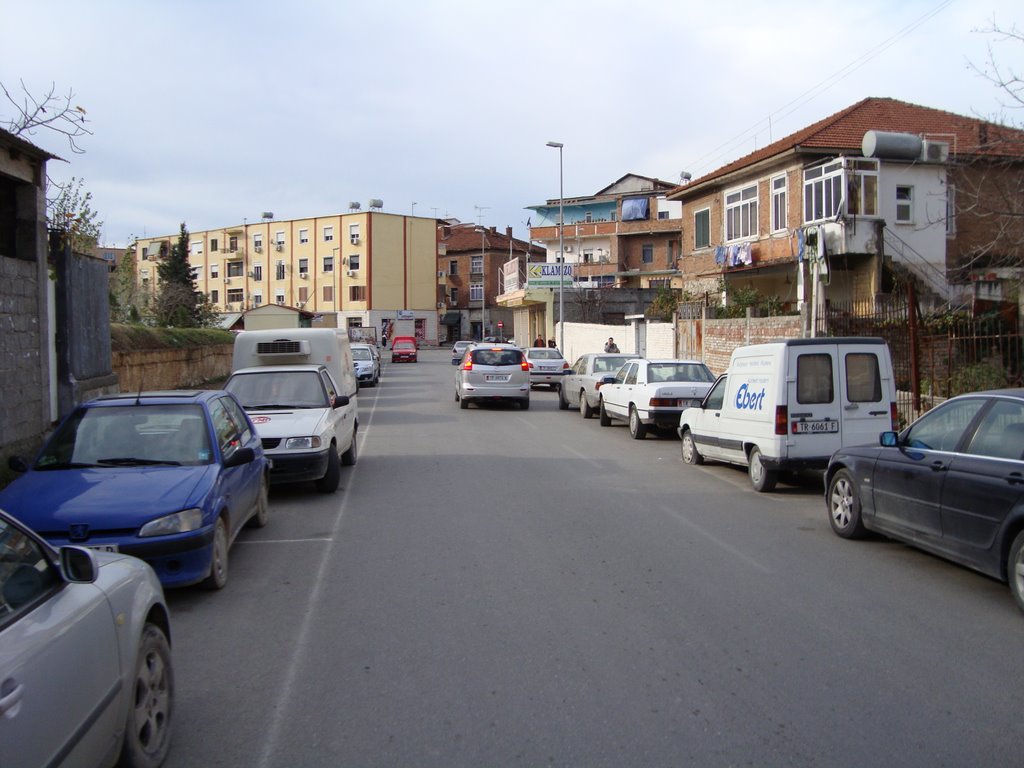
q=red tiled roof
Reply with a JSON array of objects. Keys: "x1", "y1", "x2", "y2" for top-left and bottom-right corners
[
  {"x1": 440, "y1": 223, "x2": 543, "y2": 256},
  {"x1": 677, "y1": 97, "x2": 1024, "y2": 192}
]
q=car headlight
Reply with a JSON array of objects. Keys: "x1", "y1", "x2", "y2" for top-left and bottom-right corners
[
  {"x1": 285, "y1": 436, "x2": 322, "y2": 450},
  {"x1": 139, "y1": 508, "x2": 204, "y2": 537}
]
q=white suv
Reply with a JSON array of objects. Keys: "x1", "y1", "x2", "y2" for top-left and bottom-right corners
[{"x1": 454, "y1": 344, "x2": 530, "y2": 410}]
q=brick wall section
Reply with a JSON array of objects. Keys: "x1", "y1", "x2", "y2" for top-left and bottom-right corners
[
  {"x1": 1, "y1": 255, "x2": 47, "y2": 456},
  {"x1": 682, "y1": 314, "x2": 806, "y2": 375},
  {"x1": 112, "y1": 344, "x2": 234, "y2": 392}
]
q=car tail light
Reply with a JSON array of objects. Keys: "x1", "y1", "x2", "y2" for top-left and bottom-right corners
[
  {"x1": 890, "y1": 401, "x2": 899, "y2": 430},
  {"x1": 775, "y1": 405, "x2": 788, "y2": 436},
  {"x1": 520, "y1": 359, "x2": 529, "y2": 371},
  {"x1": 650, "y1": 398, "x2": 675, "y2": 407},
  {"x1": 462, "y1": 358, "x2": 473, "y2": 371},
  {"x1": 527, "y1": 361, "x2": 535, "y2": 370},
  {"x1": 562, "y1": 361, "x2": 570, "y2": 370}
]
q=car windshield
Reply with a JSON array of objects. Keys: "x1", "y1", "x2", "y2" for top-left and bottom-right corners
[
  {"x1": 352, "y1": 348, "x2": 372, "y2": 360},
  {"x1": 647, "y1": 362, "x2": 716, "y2": 383},
  {"x1": 226, "y1": 371, "x2": 328, "y2": 409},
  {"x1": 35, "y1": 404, "x2": 212, "y2": 469},
  {"x1": 394, "y1": 342, "x2": 415, "y2": 350}
]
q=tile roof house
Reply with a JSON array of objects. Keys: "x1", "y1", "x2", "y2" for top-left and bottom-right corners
[{"x1": 667, "y1": 97, "x2": 1024, "y2": 320}]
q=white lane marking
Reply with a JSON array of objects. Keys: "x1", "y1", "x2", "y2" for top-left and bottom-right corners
[
  {"x1": 662, "y1": 504, "x2": 772, "y2": 575},
  {"x1": 238, "y1": 537, "x2": 332, "y2": 544},
  {"x1": 255, "y1": 380, "x2": 381, "y2": 768}
]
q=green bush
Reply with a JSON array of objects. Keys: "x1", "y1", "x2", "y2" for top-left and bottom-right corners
[{"x1": 110, "y1": 323, "x2": 234, "y2": 351}]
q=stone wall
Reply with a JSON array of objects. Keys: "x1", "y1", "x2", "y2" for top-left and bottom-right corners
[{"x1": 112, "y1": 344, "x2": 234, "y2": 392}]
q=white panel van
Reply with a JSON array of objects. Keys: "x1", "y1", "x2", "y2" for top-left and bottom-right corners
[
  {"x1": 678, "y1": 338, "x2": 896, "y2": 491},
  {"x1": 225, "y1": 329, "x2": 358, "y2": 492}
]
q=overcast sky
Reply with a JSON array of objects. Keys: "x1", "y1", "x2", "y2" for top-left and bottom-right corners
[{"x1": 2, "y1": 0, "x2": 1020, "y2": 247}]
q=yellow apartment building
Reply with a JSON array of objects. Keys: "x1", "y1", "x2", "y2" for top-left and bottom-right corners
[{"x1": 135, "y1": 210, "x2": 443, "y2": 343}]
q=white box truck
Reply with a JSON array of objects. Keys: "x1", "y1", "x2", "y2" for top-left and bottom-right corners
[
  {"x1": 225, "y1": 328, "x2": 358, "y2": 492},
  {"x1": 678, "y1": 337, "x2": 897, "y2": 491}
]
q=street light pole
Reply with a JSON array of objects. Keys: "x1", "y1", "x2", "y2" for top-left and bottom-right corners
[
  {"x1": 480, "y1": 226, "x2": 487, "y2": 339},
  {"x1": 546, "y1": 141, "x2": 564, "y2": 350}
]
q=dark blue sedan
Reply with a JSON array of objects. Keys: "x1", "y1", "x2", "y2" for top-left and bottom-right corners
[
  {"x1": 825, "y1": 389, "x2": 1024, "y2": 614},
  {"x1": 0, "y1": 390, "x2": 269, "y2": 589}
]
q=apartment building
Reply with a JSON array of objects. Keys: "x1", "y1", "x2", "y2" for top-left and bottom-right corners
[
  {"x1": 526, "y1": 174, "x2": 684, "y2": 289},
  {"x1": 667, "y1": 97, "x2": 1024, "y2": 314},
  {"x1": 135, "y1": 209, "x2": 441, "y2": 343}
]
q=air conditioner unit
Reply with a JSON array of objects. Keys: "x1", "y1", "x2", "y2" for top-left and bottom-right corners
[
  {"x1": 350, "y1": 235, "x2": 360, "y2": 245},
  {"x1": 437, "y1": 302, "x2": 445, "y2": 309},
  {"x1": 254, "y1": 245, "x2": 263, "y2": 253},
  {"x1": 224, "y1": 277, "x2": 231, "y2": 284},
  {"x1": 299, "y1": 272, "x2": 308, "y2": 279},
  {"x1": 247, "y1": 270, "x2": 255, "y2": 278},
  {"x1": 564, "y1": 245, "x2": 573, "y2": 253},
  {"x1": 275, "y1": 243, "x2": 284, "y2": 251},
  {"x1": 437, "y1": 270, "x2": 445, "y2": 278},
  {"x1": 921, "y1": 139, "x2": 949, "y2": 163},
  {"x1": 346, "y1": 269, "x2": 357, "y2": 277}
]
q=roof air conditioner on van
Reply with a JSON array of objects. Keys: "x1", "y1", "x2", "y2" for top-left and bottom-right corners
[{"x1": 255, "y1": 339, "x2": 312, "y2": 357}]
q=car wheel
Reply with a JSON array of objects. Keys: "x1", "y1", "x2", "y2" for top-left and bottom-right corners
[
  {"x1": 460, "y1": 395, "x2": 469, "y2": 409},
  {"x1": 748, "y1": 446, "x2": 778, "y2": 492},
  {"x1": 202, "y1": 516, "x2": 229, "y2": 590},
  {"x1": 1009, "y1": 530, "x2": 1024, "y2": 614},
  {"x1": 520, "y1": 398, "x2": 530, "y2": 410},
  {"x1": 681, "y1": 429, "x2": 703, "y2": 465},
  {"x1": 599, "y1": 400, "x2": 612, "y2": 427},
  {"x1": 341, "y1": 428, "x2": 358, "y2": 466},
  {"x1": 628, "y1": 406, "x2": 647, "y2": 440},
  {"x1": 316, "y1": 446, "x2": 342, "y2": 492},
  {"x1": 580, "y1": 392, "x2": 594, "y2": 419},
  {"x1": 119, "y1": 623, "x2": 173, "y2": 768},
  {"x1": 827, "y1": 469, "x2": 866, "y2": 538},
  {"x1": 558, "y1": 386, "x2": 569, "y2": 410},
  {"x1": 247, "y1": 474, "x2": 270, "y2": 528}
]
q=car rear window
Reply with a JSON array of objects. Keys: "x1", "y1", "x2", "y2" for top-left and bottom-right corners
[
  {"x1": 529, "y1": 349, "x2": 562, "y2": 360},
  {"x1": 471, "y1": 348, "x2": 523, "y2": 366}
]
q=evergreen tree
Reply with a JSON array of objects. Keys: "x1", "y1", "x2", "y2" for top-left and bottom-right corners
[{"x1": 154, "y1": 222, "x2": 204, "y2": 327}]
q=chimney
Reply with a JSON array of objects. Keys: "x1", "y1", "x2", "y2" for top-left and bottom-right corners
[{"x1": 506, "y1": 226, "x2": 513, "y2": 239}]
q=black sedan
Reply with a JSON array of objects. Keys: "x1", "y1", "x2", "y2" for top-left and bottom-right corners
[{"x1": 825, "y1": 389, "x2": 1024, "y2": 614}]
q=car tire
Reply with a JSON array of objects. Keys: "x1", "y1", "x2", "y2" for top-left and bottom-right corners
[
  {"x1": 748, "y1": 446, "x2": 778, "y2": 492},
  {"x1": 316, "y1": 446, "x2": 342, "y2": 492},
  {"x1": 558, "y1": 386, "x2": 569, "y2": 410},
  {"x1": 628, "y1": 406, "x2": 647, "y2": 440},
  {"x1": 341, "y1": 428, "x2": 358, "y2": 467},
  {"x1": 460, "y1": 395, "x2": 469, "y2": 409},
  {"x1": 520, "y1": 398, "x2": 530, "y2": 411},
  {"x1": 119, "y1": 623, "x2": 173, "y2": 768},
  {"x1": 681, "y1": 429, "x2": 703, "y2": 465},
  {"x1": 599, "y1": 400, "x2": 612, "y2": 427},
  {"x1": 1009, "y1": 530, "x2": 1024, "y2": 614},
  {"x1": 580, "y1": 392, "x2": 594, "y2": 419},
  {"x1": 202, "y1": 516, "x2": 229, "y2": 590},
  {"x1": 247, "y1": 474, "x2": 270, "y2": 528},
  {"x1": 827, "y1": 469, "x2": 866, "y2": 538}
]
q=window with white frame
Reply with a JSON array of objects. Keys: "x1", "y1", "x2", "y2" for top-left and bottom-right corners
[
  {"x1": 725, "y1": 184, "x2": 758, "y2": 242},
  {"x1": 190, "y1": 240, "x2": 203, "y2": 255},
  {"x1": 694, "y1": 208, "x2": 711, "y2": 249},
  {"x1": 946, "y1": 184, "x2": 956, "y2": 237},
  {"x1": 275, "y1": 292, "x2": 285, "y2": 305},
  {"x1": 252, "y1": 264, "x2": 262, "y2": 281},
  {"x1": 275, "y1": 261, "x2": 286, "y2": 280},
  {"x1": 226, "y1": 262, "x2": 244, "y2": 278},
  {"x1": 228, "y1": 236, "x2": 238, "y2": 252},
  {"x1": 349, "y1": 223, "x2": 360, "y2": 242},
  {"x1": 211, "y1": 263, "x2": 219, "y2": 278},
  {"x1": 803, "y1": 160, "x2": 844, "y2": 223},
  {"x1": 323, "y1": 255, "x2": 334, "y2": 273},
  {"x1": 323, "y1": 226, "x2": 334, "y2": 242},
  {"x1": 298, "y1": 258, "x2": 309, "y2": 275},
  {"x1": 470, "y1": 282, "x2": 483, "y2": 301},
  {"x1": 895, "y1": 185, "x2": 914, "y2": 224},
  {"x1": 847, "y1": 159, "x2": 879, "y2": 216},
  {"x1": 253, "y1": 234, "x2": 263, "y2": 249},
  {"x1": 211, "y1": 238, "x2": 219, "y2": 252},
  {"x1": 583, "y1": 249, "x2": 595, "y2": 263},
  {"x1": 253, "y1": 292, "x2": 262, "y2": 305},
  {"x1": 226, "y1": 288, "x2": 244, "y2": 303},
  {"x1": 349, "y1": 254, "x2": 360, "y2": 271},
  {"x1": 299, "y1": 228, "x2": 309, "y2": 244},
  {"x1": 771, "y1": 175, "x2": 787, "y2": 232},
  {"x1": 471, "y1": 255, "x2": 483, "y2": 274},
  {"x1": 275, "y1": 231, "x2": 285, "y2": 245}
]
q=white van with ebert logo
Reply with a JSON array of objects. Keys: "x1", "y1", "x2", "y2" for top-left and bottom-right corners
[{"x1": 678, "y1": 337, "x2": 897, "y2": 491}]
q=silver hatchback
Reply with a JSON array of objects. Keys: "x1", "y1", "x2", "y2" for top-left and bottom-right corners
[{"x1": 454, "y1": 344, "x2": 530, "y2": 410}]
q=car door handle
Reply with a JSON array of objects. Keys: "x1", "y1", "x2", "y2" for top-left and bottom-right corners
[
  {"x1": 0, "y1": 678, "x2": 24, "y2": 718},
  {"x1": 844, "y1": 403, "x2": 859, "y2": 410},
  {"x1": 1007, "y1": 472, "x2": 1024, "y2": 486},
  {"x1": 930, "y1": 461, "x2": 948, "y2": 472}
]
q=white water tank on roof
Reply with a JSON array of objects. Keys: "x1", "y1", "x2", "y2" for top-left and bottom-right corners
[{"x1": 862, "y1": 131, "x2": 922, "y2": 160}]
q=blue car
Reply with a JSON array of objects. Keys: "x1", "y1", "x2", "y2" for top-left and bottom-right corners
[{"x1": 0, "y1": 390, "x2": 269, "y2": 589}]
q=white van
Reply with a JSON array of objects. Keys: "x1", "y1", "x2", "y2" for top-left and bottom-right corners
[
  {"x1": 225, "y1": 329, "x2": 358, "y2": 492},
  {"x1": 678, "y1": 337, "x2": 896, "y2": 491}
]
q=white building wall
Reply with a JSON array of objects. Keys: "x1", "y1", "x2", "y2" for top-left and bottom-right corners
[{"x1": 879, "y1": 162, "x2": 948, "y2": 274}]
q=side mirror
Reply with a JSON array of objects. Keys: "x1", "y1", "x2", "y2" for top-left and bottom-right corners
[
  {"x1": 60, "y1": 546, "x2": 99, "y2": 584},
  {"x1": 7, "y1": 455, "x2": 28, "y2": 473},
  {"x1": 225, "y1": 446, "x2": 256, "y2": 468},
  {"x1": 880, "y1": 431, "x2": 899, "y2": 447},
  {"x1": 333, "y1": 394, "x2": 350, "y2": 408}
]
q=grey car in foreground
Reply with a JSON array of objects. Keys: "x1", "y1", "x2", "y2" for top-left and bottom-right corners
[
  {"x1": 0, "y1": 508, "x2": 174, "y2": 766},
  {"x1": 454, "y1": 344, "x2": 530, "y2": 409},
  {"x1": 825, "y1": 388, "x2": 1024, "y2": 614}
]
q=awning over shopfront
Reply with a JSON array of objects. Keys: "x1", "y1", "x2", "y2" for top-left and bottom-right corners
[{"x1": 440, "y1": 312, "x2": 461, "y2": 325}]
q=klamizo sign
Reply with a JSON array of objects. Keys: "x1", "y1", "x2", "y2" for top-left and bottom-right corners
[{"x1": 527, "y1": 263, "x2": 574, "y2": 287}]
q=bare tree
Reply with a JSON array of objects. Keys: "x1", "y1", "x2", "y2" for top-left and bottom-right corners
[{"x1": 1, "y1": 79, "x2": 92, "y2": 154}]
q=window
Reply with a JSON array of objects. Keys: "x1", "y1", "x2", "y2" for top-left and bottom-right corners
[
  {"x1": 896, "y1": 185, "x2": 914, "y2": 224},
  {"x1": 658, "y1": 210, "x2": 670, "y2": 220},
  {"x1": 323, "y1": 226, "x2": 334, "y2": 242},
  {"x1": 275, "y1": 231, "x2": 285, "y2": 245},
  {"x1": 349, "y1": 285, "x2": 366, "y2": 302},
  {"x1": 725, "y1": 184, "x2": 758, "y2": 241},
  {"x1": 298, "y1": 286, "x2": 309, "y2": 303},
  {"x1": 226, "y1": 288, "x2": 244, "y2": 303},
  {"x1": 229, "y1": 236, "x2": 238, "y2": 252},
  {"x1": 275, "y1": 262, "x2": 286, "y2": 280},
  {"x1": 694, "y1": 208, "x2": 711, "y2": 249},
  {"x1": 471, "y1": 255, "x2": 483, "y2": 274},
  {"x1": 211, "y1": 238, "x2": 219, "y2": 251},
  {"x1": 226, "y1": 262, "x2": 244, "y2": 278},
  {"x1": 190, "y1": 240, "x2": 203, "y2": 255},
  {"x1": 449, "y1": 259, "x2": 458, "y2": 275},
  {"x1": 0, "y1": 517, "x2": 58, "y2": 618},
  {"x1": 803, "y1": 160, "x2": 844, "y2": 223},
  {"x1": 349, "y1": 224, "x2": 360, "y2": 241},
  {"x1": 771, "y1": 175, "x2": 787, "y2": 232},
  {"x1": 252, "y1": 264, "x2": 262, "y2": 281},
  {"x1": 796, "y1": 354, "x2": 834, "y2": 404},
  {"x1": 210, "y1": 289, "x2": 219, "y2": 303},
  {"x1": 583, "y1": 249, "x2": 594, "y2": 264},
  {"x1": 641, "y1": 244, "x2": 654, "y2": 264},
  {"x1": 253, "y1": 234, "x2": 263, "y2": 249},
  {"x1": 847, "y1": 159, "x2": 879, "y2": 216},
  {"x1": 965, "y1": 399, "x2": 1024, "y2": 460},
  {"x1": 275, "y1": 292, "x2": 285, "y2": 305},
  {"x1": 211, "y1": 263, "x2": 219, "y2": 278},
  {"x1": 298, "y1": 258, "x2": 309, "y2": 274},
  {"x1": 323, "y1": 285, "x2": 333, "y2": 302},
  {"x1": 323, "y1": 255, "x2": 334, "y2": 273},
  {"x1": 349, "y1": 254, "x2": 360, "y2": 271},
  {"x1": 946, "y1": 184, "x2": 957, "y2": 236},
  {"x1": 299, "y1": 228, "x2": 309, "y2": 244},
  {"x1": 253, "y1": 292, "x2": 262, "y2": 305},
  {"x1": 449, "y1": 288, "x2": 458, "y2": 304},
  {"x1": 470, "y1": 282, "x2": 483, "y2": 301},
  {"x1": 905, "y1": 398, "x2": 985, "y2": 452},
  {"x1": 845, "y1": 353, "x2": 882, "y2": 402}
]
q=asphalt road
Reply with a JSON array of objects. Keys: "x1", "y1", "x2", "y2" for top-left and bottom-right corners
[{"x1": 164, "y1": 348, "x2": 1024, "y2": 767}]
